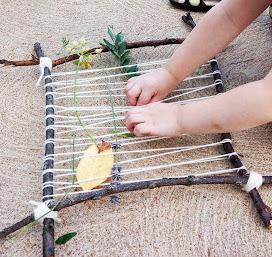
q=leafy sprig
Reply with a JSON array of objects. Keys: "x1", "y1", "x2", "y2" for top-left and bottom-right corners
[{"x1": 103, "y1": 26, "x2": 139, "y2": 78}]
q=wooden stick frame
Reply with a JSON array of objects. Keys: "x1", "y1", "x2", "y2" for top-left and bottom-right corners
[{"x1": 0, "y1": 13, "x2": 271, "y2": 257}]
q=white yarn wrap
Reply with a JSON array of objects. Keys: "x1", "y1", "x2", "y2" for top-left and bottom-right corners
[
  {"x1": 30, "y1": 200, "x2": 60, "y2": 224},
  {"x1": 242, "y1": 171, "x2": 263, "y2": 193},
  {"x1": 36, "y1": 57, "x2": 53, "y2": 87}
]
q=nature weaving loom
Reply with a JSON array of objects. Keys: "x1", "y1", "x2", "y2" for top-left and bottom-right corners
[{"x1": 0, "y1": 14, "x2": 271, "y2": 257}]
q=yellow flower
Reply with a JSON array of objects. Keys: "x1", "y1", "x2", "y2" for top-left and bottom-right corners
[
  {"x1": 82, "y1": 47, "x2": 90, "y2": 53},
  {"x1": 79, "y1": 38, "x2": 87, "y2": 46},
  {"x1": 72, "y1": 40, "x2": 78, "y2": 48},
  {"x1": 80, "y1": 60, "x2": 93, "y2": 69}
]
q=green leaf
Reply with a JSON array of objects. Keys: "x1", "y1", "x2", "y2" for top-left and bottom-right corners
[
  {"x1": 112, "y1": 128, "x2": 120, "y2": 134},
  {"x1": 122, "y1": 58, "x2": 130, "y2": 66},
  {"x1": 118, "y1": 132, "x2": 135, "y2": 138},
  {"x1": 126, "y1": 65, "x2": 138, "y2": 73},
  {"x1": 120, "y1": 52, "x2": 130, "y2": 65},
  {"x1": 102, "y1": 39, "x2": 116, "y2": 53},
  {"x1": 73, "y1": 60, "x2": 80, "y2": 66},
  {"x1": 107, "y1": 26, "x2": 116, "y2": 42},
  {"x1": 62, "y1": 37, "x2": 69, "y2": 48},
  {"x1": 118, "y1": 41, "x2": 127, "y2": 56},
  {"x1": 115, "y1": 32, "x2": 125, "y2": 47},
  {"x1": 56, "y1": 232, "x2": 77, "y2": 245}
]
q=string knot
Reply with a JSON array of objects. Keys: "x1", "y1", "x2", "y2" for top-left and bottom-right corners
[
  {"x1": 36, "y1": 57, "x2": 53, "y2": 87},
  {"x1": 242, "y1": 171, "x2": 263, "y2": 193},
  {"x1": 30, "y1": 200, "x2": 60, "y2": 224},
  {"x1": 112, "y1": 143, "x2": 121, "y2": 150},
  {"x1": 112, "y1": 165, "x2": 122, "y2": 182}
]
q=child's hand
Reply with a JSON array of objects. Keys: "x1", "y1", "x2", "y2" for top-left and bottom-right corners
[
  {"x1": 125, "y1": 102, "x2": 182, "y2": 137},
  {"x1": 125, "y1": 68, "x2": 178, "y2": 106}
]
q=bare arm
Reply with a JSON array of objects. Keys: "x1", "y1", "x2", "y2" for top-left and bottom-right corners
[
  {"x1": 178, "y1": 71, "x2": 272, "y2": 134},
  {"x1": 165, "y1": 0, "x2": 271, "y2": 83}
]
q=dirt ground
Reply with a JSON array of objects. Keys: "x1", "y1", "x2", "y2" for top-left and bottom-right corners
[{"x1": 0, "y1": 1, "x2": 271, "y2": 256}]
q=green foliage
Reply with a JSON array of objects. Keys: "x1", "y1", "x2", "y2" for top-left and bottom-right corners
[
  {"x1": 56, "y1": 232, "x2": 77, "y2": 245},
  {"x1": 62, "y1": 37, "x2": 70, "y2": 49},
  {"x1": 118, "y1": 132, "x2": 135, "y2": 138},
  {"x1": 103, "y1": 26, "x2": 139, "y2": 78}
]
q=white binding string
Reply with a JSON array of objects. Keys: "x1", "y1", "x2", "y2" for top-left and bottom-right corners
[
  {"x1": 242, "y1": 171, "x2": 263, "y2": 192},
  {"x1": 29, "y1": 200, "x2": 60, "y2": 224},
  {"x1": 36, "y1": 57, "x2": 52, "y2": 87}
]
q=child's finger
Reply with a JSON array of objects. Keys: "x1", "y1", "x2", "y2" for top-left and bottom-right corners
[
  {"x1": 125, "y1": 80, "x2": 136, "y2": 93},
  {"x1": 126, "y1": 84, "x2": 142, "y2": 106},
  {"x1": 133, "y1": 123, "x2": 151, "y2": 137},
  {"x1": 150, "y1": 94, "x2": 163, "y2": 103},
  {"x1": 137, "y1": 89, "x2": 153, "y2": 106},
  {"x1": 125, "y1": 113, "x2": 145, "y2": 132}
]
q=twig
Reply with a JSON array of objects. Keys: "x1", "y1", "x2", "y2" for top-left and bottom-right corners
[
  {"x1": 0, "y1": 38, "x2": 185, "y2": 68},
  {"x1": 34, "y1": 42, "x2": 55, "y2": 257},
  {"x1": 2, "y1": 174, "x2": 272, "y2": 240}
]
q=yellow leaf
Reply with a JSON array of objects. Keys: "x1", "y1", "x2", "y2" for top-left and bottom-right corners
[{"x1": 77, "y1": 142, "x2": 114, "y2": 190}]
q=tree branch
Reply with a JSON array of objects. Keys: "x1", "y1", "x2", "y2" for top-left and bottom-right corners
[
  {"x1": 2, "y1": 174, "x2": 271, "y2": 240},
  {"x1": 0, "y1": 38, "x2": 185, "y2": 68}
]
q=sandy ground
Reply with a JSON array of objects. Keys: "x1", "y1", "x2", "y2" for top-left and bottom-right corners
[{"x1": 0, "y1": 0, "x2": 271, "y2": 256}]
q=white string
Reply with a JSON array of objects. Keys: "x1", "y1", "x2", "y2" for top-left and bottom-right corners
[
  {"x1": 51, "y1": 69, "x2": 219, "y2": 88},
  {"x1": 55, "y1": 81, "x2": 127, "y2": 92},
  {"x1": 53, "y1": 96, "x2": 214, "y2": 116},
  {"x1": 51, "y1": 68, "x2": 156, "y2": 86},
  {"x1": 48, "y1": 139, "x2": 229, "y2": 159},
  {"x1": 54, "y1": 86, "x2": 199, "y2": 96},
  {"x1": 54, "y1": 82, "x2": 219, "y2": 101},
  {"x1": 51, "y1": 139, "x2": 231, "y2": 169},
  {"x1": 242, "y1": 171, "x2": 263, "y2": 192},
  {"x1": 36, "y1": 57, "x2": 52, "y2": 87},
  {"x1": 47, "y1": 153, "x2": 232, "y2": 188},
  {"x1": 51, "y1": 59, "x2": 168, "y2": 78},
  {"x1": 54, "y1": 136, "x2": 168, "y2": 150},
  {"x1": 161, "y1": 82, "x2": 218, "y2": 103},
  {"x1": 29, "y1": 200, "x2": 60, "y2": 224},
  {"x1": 52, "y1": 167, "x2": 241, "y2": 192}
]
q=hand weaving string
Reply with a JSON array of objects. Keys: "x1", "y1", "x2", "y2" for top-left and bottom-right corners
[
  {"x1": 40, "y1": 57, "x2": 245, "y2": 201},
  {"x1": 1, "y1": 15, "x2": 271, "y2": 257}
]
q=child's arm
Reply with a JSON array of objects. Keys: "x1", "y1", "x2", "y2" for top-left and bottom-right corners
[
  {"x1": 165, "y1": 0, "x2": 271, "y2": 83},
  {"x1": 125, "y1": 71, "x2": 272, "y2": 136},
  {"x1": 178, "y1": 71, "x2": 272, "y2": 134},
  {"x1": 126, "y1": 0, "x2": 271, "y2": 106}
]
